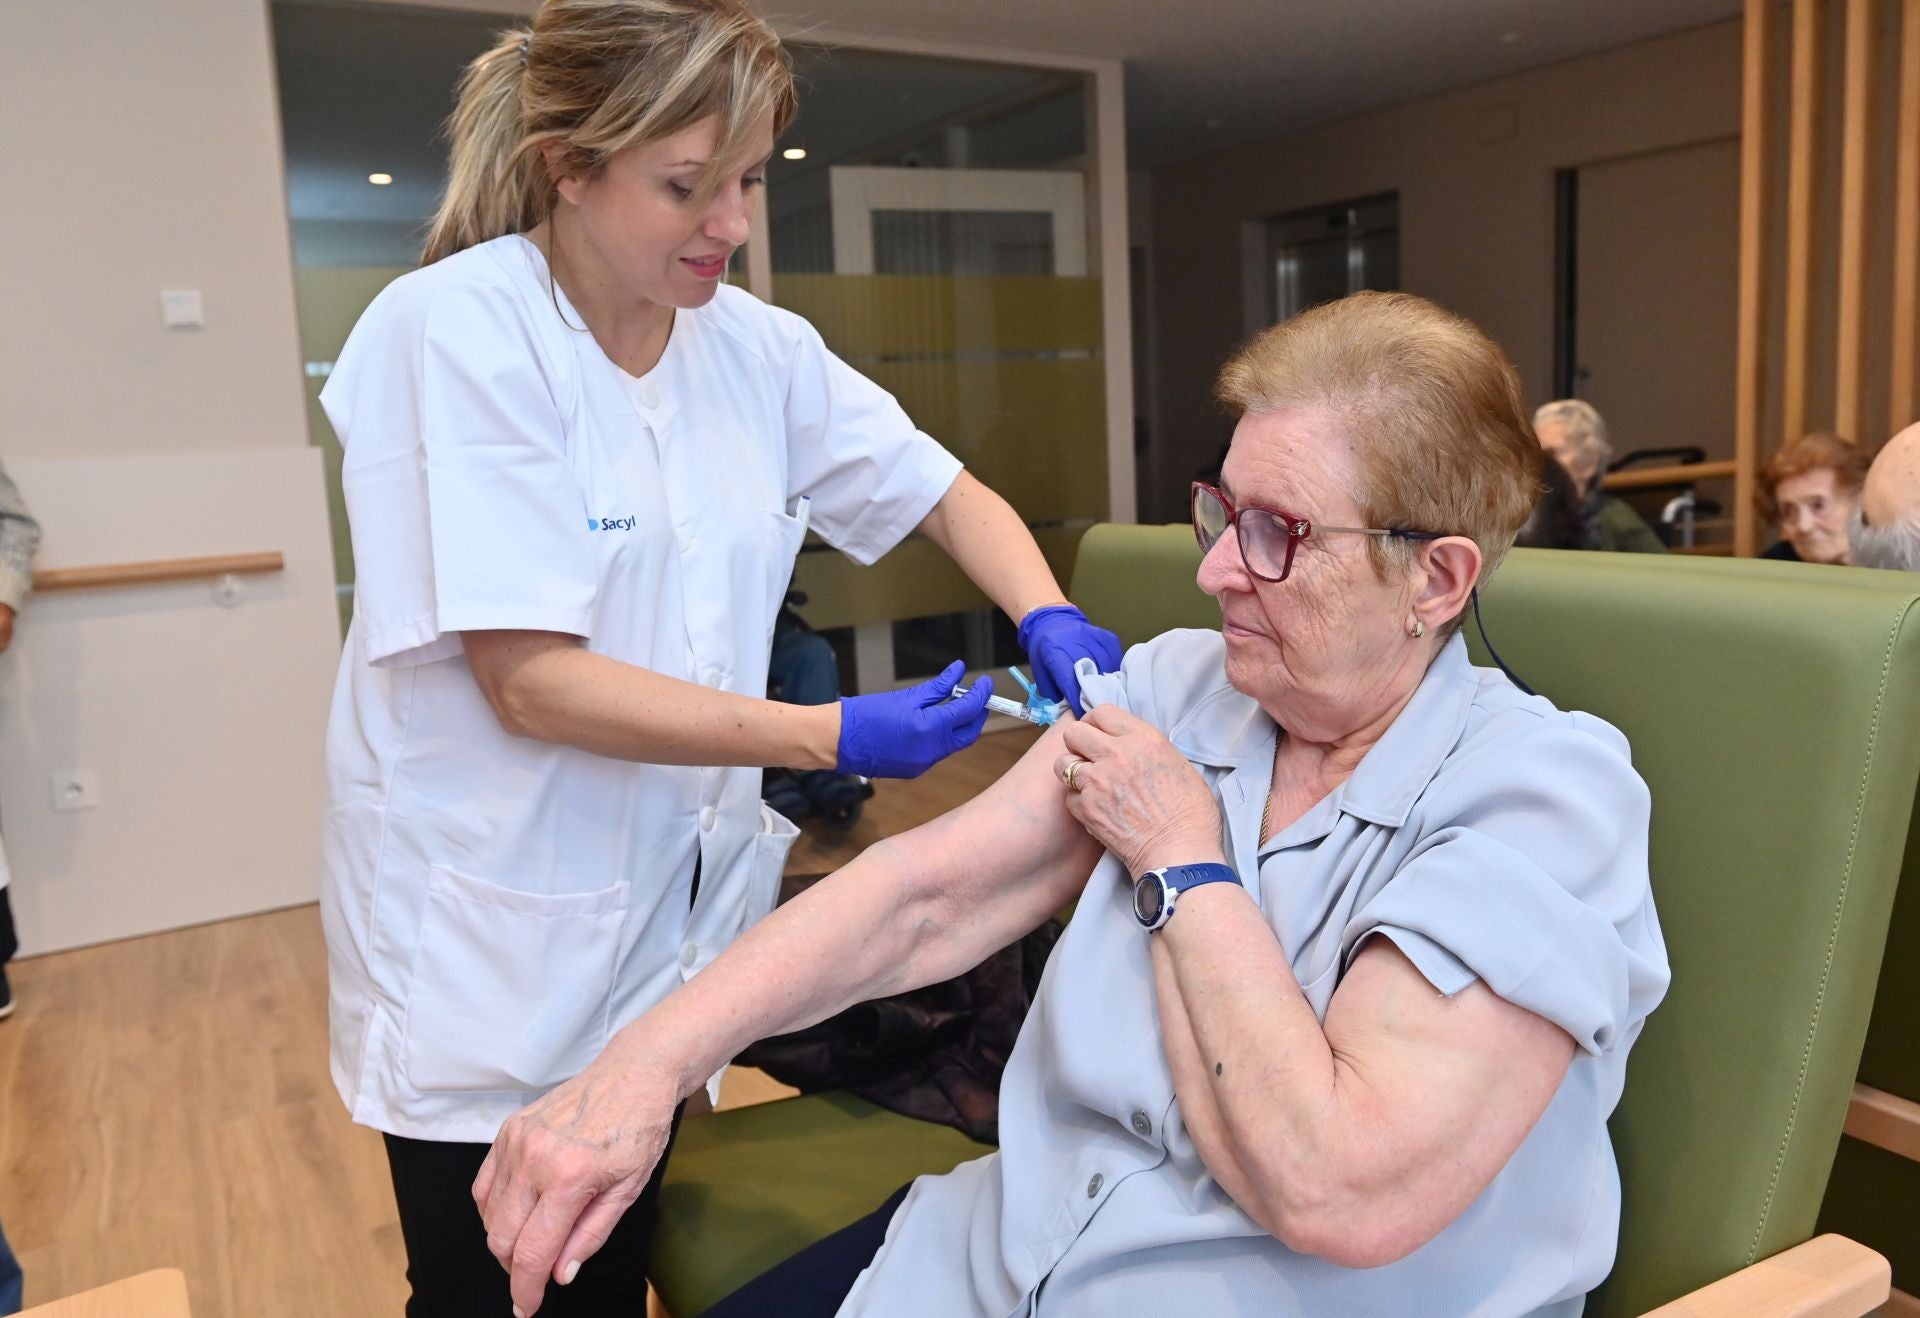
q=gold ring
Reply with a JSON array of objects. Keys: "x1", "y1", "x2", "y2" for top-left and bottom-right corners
[{"x1": 1063, "y1": 757, "x2": 1087, "y2": 791}]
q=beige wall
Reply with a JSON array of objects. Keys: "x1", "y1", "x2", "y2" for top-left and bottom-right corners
[
  {"x1": 0, "y1": 3, "x2": 340, "y2": 952},
  {"x1": 0, "y1": 0, "x2": 308, "y2": 460},
  {"x1": 1145, "y1": 20, "x2": 1744, "y2": 522}
]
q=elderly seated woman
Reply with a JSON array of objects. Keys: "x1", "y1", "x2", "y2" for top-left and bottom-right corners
[
  {"x1": 476, "y1": 293, "x2": 1671, "y2": 1318},
  {"x1": 1759, "y1": 431, "x2": 1873, "y2": 564}
]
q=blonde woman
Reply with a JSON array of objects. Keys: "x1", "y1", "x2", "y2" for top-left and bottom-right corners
[{"x1": 319, "y1": 1, "x2": 1119, "y2": 1311}]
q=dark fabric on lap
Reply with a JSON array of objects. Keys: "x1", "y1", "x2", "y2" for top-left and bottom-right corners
[{"x1": 701, "y1": 1183, "x2": 911, "y2": 1318}]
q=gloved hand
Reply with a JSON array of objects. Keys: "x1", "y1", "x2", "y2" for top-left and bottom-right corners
[
  {"x1": 1017, "y1": 605, "x2": 1122, "y2": 716},
  {"x1": 837, "y1": 660, "x2": 993, "y2": 779}
]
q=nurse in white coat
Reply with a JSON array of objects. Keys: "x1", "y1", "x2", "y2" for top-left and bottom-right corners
[{"x1": 319, "y1": 3, "x2": 1121, "y2": 1314}]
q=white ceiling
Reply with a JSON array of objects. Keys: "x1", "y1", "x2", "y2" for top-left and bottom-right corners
[
  {"x1": 272, "y1": 0, "x2": 1745, "y2": 261},
  {"x1": 770, "y1": 0, "x2": 1744, "y2": 165}
]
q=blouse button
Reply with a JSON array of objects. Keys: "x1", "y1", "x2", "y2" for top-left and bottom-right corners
[
  {"x1": 1130, "y1": 1111, "x2": 1152, "y2": 1138},
  {"x1": 700, "y1": 806, "x2": 717, "y2": 831},
  {"x1": 642, "y1": 383, "x2": 662, "y2": 408},
  {"x1": 1086, "y1": 1173, "x2": 1103, "y2": 1199}
]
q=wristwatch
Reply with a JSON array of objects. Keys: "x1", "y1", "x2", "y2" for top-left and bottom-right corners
[{"x1": 1131, "y1": 863, "x2": 1241, "y2": 932}]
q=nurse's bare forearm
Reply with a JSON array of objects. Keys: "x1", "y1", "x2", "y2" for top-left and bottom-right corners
[
  {"x1": 462, "y1": 630, "x2": 838, "y2": 769},
  {"x1": 917, "y1": 471, "x2": 1070, "y2": 622}
]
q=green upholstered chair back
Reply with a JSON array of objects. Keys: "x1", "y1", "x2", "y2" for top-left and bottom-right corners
[
  {"x1": 1464, "y1": 551, "x2": 1920, "y2": 1315},
  {"x1": 1068, "y1": 522, "x2": 1212, "y2": 645},
  {"x1": 1817, "y1": 703, "x2": 1920, "y2": 1288}
]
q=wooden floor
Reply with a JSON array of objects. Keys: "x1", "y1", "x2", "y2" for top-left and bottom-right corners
[{"x1": 0, "y1": 727, "x2": 1037, "y2": 1315}]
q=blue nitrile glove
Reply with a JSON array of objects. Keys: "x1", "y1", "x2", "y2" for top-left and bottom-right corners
[
  {"x1": 1017, "y1": 605, "x2": 1122, "y2": 716},
  {"x1": 837, "y1": 660, "x2": 993, "y2": 779}
]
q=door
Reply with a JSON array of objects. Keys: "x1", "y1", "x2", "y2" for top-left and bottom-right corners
[{"x1": 1570, "y1": 139, "x2": 1741, "y2": 463}]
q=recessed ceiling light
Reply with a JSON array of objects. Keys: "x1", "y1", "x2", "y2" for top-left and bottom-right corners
[
  {"x1": 782, "y1": 147, "x2": 807, "y2": 161},
  {"x1": 368, "y1": 172, "x2": 393, "y2": 185}
]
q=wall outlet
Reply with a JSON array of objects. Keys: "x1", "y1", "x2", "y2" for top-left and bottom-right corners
[{"x1": 49, "y1": 770, "x2": 99, "y2": 813}]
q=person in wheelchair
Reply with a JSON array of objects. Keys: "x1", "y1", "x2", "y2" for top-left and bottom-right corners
[{"x1": 477, "y1": 293, "x2": 1669, "y2": 1318}]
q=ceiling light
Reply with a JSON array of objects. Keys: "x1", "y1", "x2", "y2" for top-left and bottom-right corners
[
  {"x1": 782, "y1": 147, "x2": 807, "y2": 161},
  {"x1": 368, "y1": 172, "x2": 393, "y2": 185}
]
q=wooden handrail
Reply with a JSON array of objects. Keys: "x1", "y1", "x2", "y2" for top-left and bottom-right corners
[
  {"x1": 33, "y1": 552, "x2": 285, "y2": 594},
  {"x1": 1844, "y1": 1083, "x2": 1920, "y2": 1163},
  {"x1": 1603, "y1": 460, "x2": 1739, "y2": 492}
]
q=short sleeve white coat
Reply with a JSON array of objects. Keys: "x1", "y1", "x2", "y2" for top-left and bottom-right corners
[{"x1": 319, "y1": 235, "x2": 962, "y2": 1140}]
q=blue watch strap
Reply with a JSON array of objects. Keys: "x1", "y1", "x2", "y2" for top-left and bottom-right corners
[{"x1": 1159, "y1": 862, "x2": 1241, "y2": 896}]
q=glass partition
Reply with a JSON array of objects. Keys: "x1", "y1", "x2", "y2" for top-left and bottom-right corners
[{"x1": 768, "y1": 46, "x2": 1108, "y2": 690}]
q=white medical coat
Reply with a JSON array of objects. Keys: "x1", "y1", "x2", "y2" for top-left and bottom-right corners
[{"x1": 320, "y1": 235, "x2": 962, "y2": 1140}]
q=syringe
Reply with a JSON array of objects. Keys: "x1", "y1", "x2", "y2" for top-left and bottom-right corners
[{"x1": 951, "y1": 665, "x2": 1068, "y2": 726}]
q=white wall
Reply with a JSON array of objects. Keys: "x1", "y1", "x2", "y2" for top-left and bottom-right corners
[
  {"x1": 1, "y1": 1, "x2": 340, "y2": 952},
  {"x1": 0, "y1": 451, "x2": 339, "y2": 955},
  {"x1": 0, "y1": 0, "x2": 309, "y2": 461}
]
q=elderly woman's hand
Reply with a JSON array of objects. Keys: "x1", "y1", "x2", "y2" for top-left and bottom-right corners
[
  {"x1": 472, "y1": 1048, "x2": 678, "y2": 1316},
  {"x1": 1055, "y1": 705, "x2": 1226, "y2": 876}
]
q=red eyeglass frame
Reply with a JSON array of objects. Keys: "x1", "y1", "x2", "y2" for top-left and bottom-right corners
[{"x1": 1190, "y1": 481, "x2": 1444, "y2": 583}]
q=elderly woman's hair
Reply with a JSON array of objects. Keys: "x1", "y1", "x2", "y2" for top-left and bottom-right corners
[
  {"x1": 1532, "y1": 398, "x2": 1612, "y2": 474},
  {"x1": 1757, "y1": 431, "x2": 1872, "y2": 520},
  {"x1": 1215, "y1": 292, "x2": 1542, "y2": 598}
]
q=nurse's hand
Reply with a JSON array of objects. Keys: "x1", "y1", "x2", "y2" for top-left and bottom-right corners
[
  {"x1": 836, "y1": 659, "x2": 993, "y2": 778},
  {"x1": 1018, "y1": 605, "x2": 1122, "y2": 716},
  {"x1": 1054, "y1": 704, "x2": 1224, "y2": 877},
  {"x1": 473, "y1": 1054, "x2": 676, "y2": 1316}
]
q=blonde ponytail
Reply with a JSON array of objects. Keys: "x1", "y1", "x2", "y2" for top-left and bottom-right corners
[
  {"x1": 421, "y1": 1, "x2": 795, "y2": 267},
  {"x1": 422, "y1": 30, "x2": 540, "y2": 266}
]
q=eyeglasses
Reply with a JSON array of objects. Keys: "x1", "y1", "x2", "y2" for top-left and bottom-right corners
[{"x1": 1190, "y1": 481, "x2": 1444, "y2": 584}]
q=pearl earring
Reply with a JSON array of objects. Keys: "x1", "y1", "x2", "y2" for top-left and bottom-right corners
[{"x1": 1409, "y1": 619, "x2": 1426, "y2": 639}]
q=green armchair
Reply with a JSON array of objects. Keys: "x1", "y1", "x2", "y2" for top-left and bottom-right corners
[{"x1": 650, "y1": 534, "x2": 1920, "y2": 1316}]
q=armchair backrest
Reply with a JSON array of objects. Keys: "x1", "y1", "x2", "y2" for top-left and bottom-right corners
[{"x1": 1070, "y1": 531, "x2": 1920, "y2": 1315}]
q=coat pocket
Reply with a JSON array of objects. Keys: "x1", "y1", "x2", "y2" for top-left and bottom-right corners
[
  {"x1": 744, "y1": 803, "x2": 801, "y2": 930},
  {"x1": 402, "y1": 865, "x2": 627, "y2": 1093}
]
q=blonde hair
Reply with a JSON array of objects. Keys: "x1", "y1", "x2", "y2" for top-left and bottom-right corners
[
  {"x1": 422, "y1": 0, "x2": 796, "y2": 266},
  {"x1": 1532, "y1": 398, "x2": 1612, "y2": 474},
  {"x1": 1215, "y1": 292, "x2": 1541, "y2": 613}
]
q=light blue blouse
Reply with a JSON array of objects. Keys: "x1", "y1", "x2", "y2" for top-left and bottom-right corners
[{"x1": 840, "y1": 630, "x2": 1671, "y2": 1317}]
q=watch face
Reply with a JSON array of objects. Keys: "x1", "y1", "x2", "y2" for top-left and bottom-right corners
[{"x1": 1133, "y1": 874, "x2": 1166, "y2": 926}]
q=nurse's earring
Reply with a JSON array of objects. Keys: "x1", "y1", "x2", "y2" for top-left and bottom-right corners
[{"x1": 1408, "y1": 618, "x2": 1426, "y2": 639}]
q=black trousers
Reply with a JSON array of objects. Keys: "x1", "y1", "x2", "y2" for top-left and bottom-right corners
[
  {"x1": 383, "y1": 1106, "x2": 684, "y2": 1318},
  {"x1": 0, "y1": 885, "x2": 15, "y2": 964},
  {"x1": 702, "y1": 1184, "x2": 909, "y2": 1318}
]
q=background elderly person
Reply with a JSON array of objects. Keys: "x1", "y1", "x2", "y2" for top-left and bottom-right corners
[
  {"x1": 474, "y1": 292, "x2": 1670, "y2": 1318},
  {"x1": 1758, "y1": 431, "x2": 1871, "y2": 564},
  {"x1": 1532, "y1": 398, "x2": 1666, "y2": 552},
  {"x1": 1849, "y1": 421, "x2": 1920, "y2": 572}
]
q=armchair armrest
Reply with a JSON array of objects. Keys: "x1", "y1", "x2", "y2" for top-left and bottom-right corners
[{"x1": 1639, "y1": 1235, "x2": 1889, "y2": 1317}]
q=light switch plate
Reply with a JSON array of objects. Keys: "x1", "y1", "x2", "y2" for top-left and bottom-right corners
[{"x1": 160, "y1": 289, "x2": 204, "y2": 329}]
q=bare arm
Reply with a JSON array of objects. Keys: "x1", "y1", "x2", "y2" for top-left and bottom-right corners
[
  {"x1": 475, "y1": 721, "x2": 1103, "y2": 1315},
  {"x1": 1059, "y1": 705, "x2": 1575, "y2": 1267},
  {"x1": 460, "y1": 630, "x2": 840, "y2": 771},
  {"x1": 611, "y1": 717, "x2": 1099, "y2": 1098},
  {"x1": 1154, "y1": 895, "x2": 1573, "y2": 1266},
  {"x1": 917, "y1": 470, "x2": 1071, "y2": 622}
]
